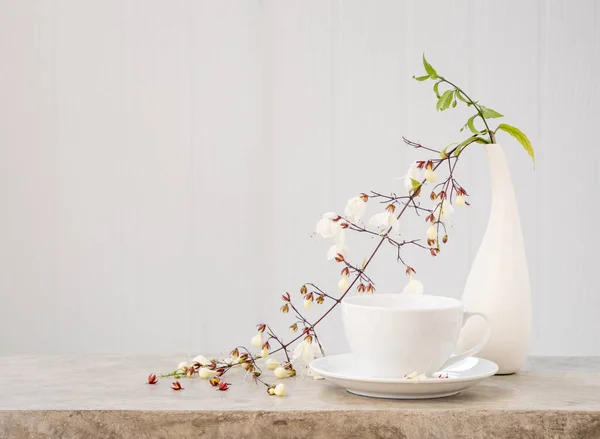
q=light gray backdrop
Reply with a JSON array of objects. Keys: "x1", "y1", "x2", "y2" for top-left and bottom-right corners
[{"x1": 1, "y1": 0, "x2": 598, "y2": 356}]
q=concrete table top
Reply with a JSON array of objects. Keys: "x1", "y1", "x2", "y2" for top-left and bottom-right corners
[{"x1": 0, "y1": 356, "x2": 599, "y2": 438}]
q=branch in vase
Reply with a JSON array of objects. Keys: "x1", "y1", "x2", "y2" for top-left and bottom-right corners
[{"x1": 150, "y1": 52, "x2": 538, "y2": 396}]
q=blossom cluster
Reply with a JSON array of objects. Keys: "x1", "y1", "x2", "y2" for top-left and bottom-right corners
[
  {"x1": 314, "y1": 156, "x2": 468, "y2": 297},
  {"x1": 148, "y1": 137, "x2": 471, "y2": 396},
  {"x1": 145, "y1": 51, "x2": 537, "y2": 397}
]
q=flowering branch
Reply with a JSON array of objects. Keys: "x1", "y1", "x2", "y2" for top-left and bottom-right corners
[{"x1": 148, "y1": 54, "x2": 535, "y2": 397}]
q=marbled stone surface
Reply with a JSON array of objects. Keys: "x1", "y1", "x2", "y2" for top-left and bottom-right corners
[{"x1": 0, "y1": 356, "x2": 599, "y2": 438}]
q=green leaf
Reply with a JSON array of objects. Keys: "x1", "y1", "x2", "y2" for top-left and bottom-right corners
[
  {"x1": 422, "y1": 54, "x2": 438, "y2": 79},
  {"x1": 496, "y1": 123, "x2": 535, "y2": 164},
  {"x1": 452, "y1": 100, "x2": 457, "y2": 108},
  {"x1": 466, "y1": 115, "x2": 478, "y2": 134},
  {"x1": 479, "y1": 106, "x2": 504, "y2": 119},
  {"x1": 433, "y1": 82, "x2": 441, "y2": 98},
  {"x1": 409, "y1": 178, "x2": 423, "y2": 196},
  {"x1": 436, "y1": 90, "x2": 454, "y2": 111},
  {"x1": 456, "y1": 91, "x2": 469, "y2": 104},
  {"x1": 413, "y1": 75, "x2": 430, "y2": 81},
  {"x1": 452, "y1": 136, "x2": 479, "y2": 157}
]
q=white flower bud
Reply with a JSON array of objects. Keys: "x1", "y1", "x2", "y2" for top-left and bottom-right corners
[
  {"x1": 265, "y1": 358, "x2": 280, "y2": 370},
  {"x1": 455, "y1": 195, "x2": 466, "y2": 206},
  {"x1": 192, "y1": 355, "x2": 210, "y2": 366},
  {"x1": 274, "y1": 383, "x2": 286, "y2": 396},
  {"x1": 426, "y1": 225, "x2": 437, "y2": 240},
  {"x1": 274, "y1": 366, "x2": 289, "y2": 379},
  {"x1": 260, "y1": 346, "x2": 269, "y2": 358},
  {"x1": 251, "y1": 332, "x2": 263, "y2": 348},
  {"x1": 404, "y1": 372, "x2": 428, "y2": 381},
  {"x1": 177, "y1": 362, "x2": 190, "y2": 373},
  {"x1": 338, "y1": 275, "x2": 349, "y2": 291},
  {"x1": 303, "y1": 298, "x2": 313, "y2": 309},
  {"x1": 424, "y1": 168, "x2": 437, "y2": 182},
  {"x1": 435, "y1": 201, "x2": 454, "y2": 221},
  {"x1": 403, "y1": 279, "x2": 424, "y2": 295},
  {"x1": 226, "y1": 356, "x2": 240, "y2": 365},
  {"x1": 198, "y1": 367, "x2": 217, "y2": 379}
]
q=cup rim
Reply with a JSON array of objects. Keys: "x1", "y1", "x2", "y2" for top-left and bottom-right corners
[{"x1": 341, "y1": 293, "x2": 462, "y2": 311}]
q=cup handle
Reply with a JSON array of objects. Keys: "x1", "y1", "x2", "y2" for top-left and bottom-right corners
[{"x1": 439, "y1": 311, "x2": 491, "y2": 371}]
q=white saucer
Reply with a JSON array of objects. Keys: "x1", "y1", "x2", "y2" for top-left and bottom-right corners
[{"x1": 309, "y1": 354, "x2": 498, "y2": 399}]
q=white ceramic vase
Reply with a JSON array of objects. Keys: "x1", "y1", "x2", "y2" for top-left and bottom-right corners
[{"x1": 457, "y1": 143, "x2": 531, "y2": 375}]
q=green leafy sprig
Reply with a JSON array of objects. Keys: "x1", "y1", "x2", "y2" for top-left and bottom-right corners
[{"x1": 414, "y1": 54, "x2": 535, "y2": 164}]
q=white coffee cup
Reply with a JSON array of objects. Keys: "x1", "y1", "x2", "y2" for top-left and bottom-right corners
[{"x1": 342, "y1": 294, "x2": 490, "y2": 378}]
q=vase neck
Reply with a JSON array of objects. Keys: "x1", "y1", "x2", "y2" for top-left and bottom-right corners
[{"x1": 484, "y1": 143, "x2": 517, "y2": 207}]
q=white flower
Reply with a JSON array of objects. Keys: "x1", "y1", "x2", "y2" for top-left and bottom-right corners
[
  {"x1": 274, "y1": 383, "x2": 286, "y2": 396},
  {"x1": 242, "y1": 362, "x2": 252, "y2": 371},
  {"x1": 198, "y1": 367, "x2": 217, "y2": 379},
  {"x1": 291, "y1": 341, "x2": 323, "y2": 379},
  {"x1": 369, "y1": 212, "x2": 399, "y2": 234},
  {"x1": 293, "y1": 340, "x2": 322, "y2": 365},
  {"x1": 315, "y1": 212, "x2": 343, "y2": 241},
  {"x1": 274, "y1": 366, "x2": 290, "y2": 379},
  {"x1": 327, "y1": 242, "x2": 348, "y2": 260},
  {"x1": 303, "y1": 298, "x2": 313, "y2": 309},
  {"x1": 223, "y1": 356, "x2": 241, "y2": 365},
  {"x1": 177, "y1": 362, "x2": 190, "y2": 373},
  {"x1": 455, "y1": 195, "x2": 466, "y2": 206},
  {"x1": 265, "y1": 358, "x2": 280, "y2": 370},
  {"x1": 435, "y1": 201, "x2": 454, "y2": 221},
  {"x1": 443, "y1": 201, "x2": 454, "y2": 218},
  {"x1": 344, "y1": 196, "x2": 366, "y2": 222},
  {"x1": 260, "y1": 346, "x2": 269, "y2": 358},
  {"x1": 338, "y1": 275, "x2": 349, "y2": 291},
  {"x1": 251, "y1": 332, "x2": 263, "y2": 348},
  {"x1": 403, "y1": 279, "x2": 424, "y2": 295},
  {"x1": 404, "y1": 372, "x2": 428, "y2": 381},
  {"x1": 426, "y1": 224, "x2": 437, "y2": 240},
  {"x1": 192, "y1": 355, "x2": 210, "y2": 366},
  {"x1": 424, "y1": 167, "x2": 437, "y2": 182},
  {"x1": 403, "y1": 162, "x2": 422, "y2": 192}
]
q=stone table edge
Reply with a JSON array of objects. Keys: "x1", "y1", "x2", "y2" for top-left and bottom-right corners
[{"x1": 2, "y1": 409, "x2": 600, "y2": 439}]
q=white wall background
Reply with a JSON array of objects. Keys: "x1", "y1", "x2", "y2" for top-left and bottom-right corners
[{"x1": 0, "y1": 0, "x2": 598, "y2": 356}]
